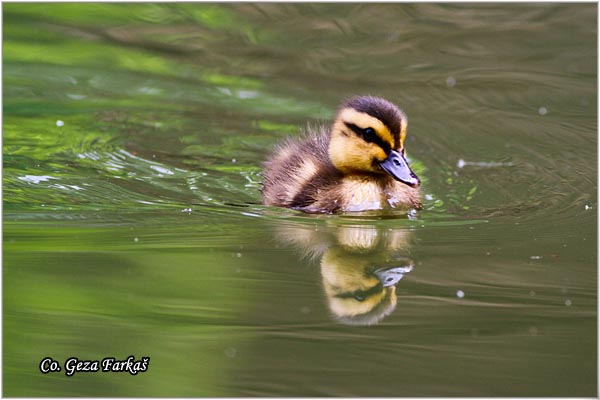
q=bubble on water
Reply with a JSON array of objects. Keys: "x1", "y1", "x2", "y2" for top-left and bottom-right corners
[
  {"x1": 529, "y1": 326, "x2": 538, "y2": 336},
  {"x1": 224, "y1": 347, "x2": 237, "y2": 358},
  {"x1": 232, "y1": 158, "x2": 237, "y2": 163},
  {"x1": 457, "y1": 159, "x2": 466, "y2": 168},
  {"x1": 425, "y1": 194, "x2": 433, "y2": 201},
  {"x1": 584, "y1": 204, "x2": 591, "y2": 210},
  {"x1": 235, "y1": 252, "x2": 242, "y2": 258},
  {"x1": 446, "y1": 76, "x2": 456, "y2": 87},
  {"x1": 565, "y1": 299, "x2": 572, "y2": 306},
  {"x1": 530, "y1": 255, "x2": 542, "y2": 260},
  {"x1": 56, "y1": 120, "x2": 64, "y2": 127},
  {"x1": 485, "y1": 252, "x2": 491, "y2": 256},
  {"x1": 538, "y1": 107, "x2": 548, "y2": 115},
  {"x1": 456, "y1": 290, "x2": 465, "y2": 298},
  {"x1": 530, "y1": 290, "x2": 536, "y2": 297},
  {"x1": 134, "y1": 237, "x2": 139, "y2": 243},
  {"x1": 300, "y1": 306, "x2": 311, "y2": 314},
  {"x1": 181, "y1": 208, "x2": 193, "y2": 214}
]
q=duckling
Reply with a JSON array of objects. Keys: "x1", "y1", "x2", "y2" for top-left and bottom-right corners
[{"x1": 262, "y1": 96, "x2": 421, "y2": 213}]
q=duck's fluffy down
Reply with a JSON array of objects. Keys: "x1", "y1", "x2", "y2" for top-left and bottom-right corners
[{"x1": 261, "y1": 126, "x2": 421, "y2": 214}]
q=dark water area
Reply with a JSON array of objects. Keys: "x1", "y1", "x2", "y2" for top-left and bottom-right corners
[{"x1": 3, "y1": 3, "x2": 597, "y2": 396}]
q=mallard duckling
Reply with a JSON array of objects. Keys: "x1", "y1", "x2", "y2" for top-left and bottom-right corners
[{"x1": 262, "y1": 96, "x2": 421, "y2": 213}]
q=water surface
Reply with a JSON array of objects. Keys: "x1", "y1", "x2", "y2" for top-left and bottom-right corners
[{"x1": 3, "y1": 3, "x2": 597, "y2": 396}]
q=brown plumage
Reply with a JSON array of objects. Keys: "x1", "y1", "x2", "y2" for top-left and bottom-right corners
[{"x1": 261, "y1": 96, "x2": 422, "y2": 214}]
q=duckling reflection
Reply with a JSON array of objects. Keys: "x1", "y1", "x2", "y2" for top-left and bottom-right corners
[{"x1": 275, "y1": 223, "x2": 415, "y2": 326}]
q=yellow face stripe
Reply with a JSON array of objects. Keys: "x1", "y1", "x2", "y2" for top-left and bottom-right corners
[{"x1": 399, "y1": 118, "x2": 407, "y2": 149}]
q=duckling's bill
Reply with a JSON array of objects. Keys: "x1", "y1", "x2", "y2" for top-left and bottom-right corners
[{"x1": 379, "y1": 149, "x2": 420, "y2": 188}]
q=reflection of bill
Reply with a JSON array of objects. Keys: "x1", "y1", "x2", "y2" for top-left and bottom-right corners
[{"x1": 275, "y1": 223, "x2": 415, "y2": 326}]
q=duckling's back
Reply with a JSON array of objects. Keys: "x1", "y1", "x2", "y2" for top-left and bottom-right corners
[{"x1": 261, "y1": 127, "x2": 343, "y2": 212}]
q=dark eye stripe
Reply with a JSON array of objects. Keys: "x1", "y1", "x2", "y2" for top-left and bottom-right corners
[
  {"x1": 334, "y1": 282, "x2": 384, "y2": 300},
  {"x1": 344, "y1": 122, "x2": 391, "y2": 154}
]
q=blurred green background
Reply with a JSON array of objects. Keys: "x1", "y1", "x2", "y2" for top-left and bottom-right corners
[{"x1": 3, "y1": 3, "x2": 596, "y2": 396}]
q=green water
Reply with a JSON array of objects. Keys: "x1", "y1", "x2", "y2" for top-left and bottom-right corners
[{"x1": 3, "y1": 3, "x2": 597, "y2": 396}]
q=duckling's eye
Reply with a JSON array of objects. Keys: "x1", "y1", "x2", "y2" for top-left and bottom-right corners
[
  {"x1": 344, "y1": 122, "x2": 392, "y2": 153},
  {"x1": 363, "y1": 127, "x2": 377, "y2": 140},
  {"x1": 346, "y1": 123, "x2": 378, "y2": 143}
]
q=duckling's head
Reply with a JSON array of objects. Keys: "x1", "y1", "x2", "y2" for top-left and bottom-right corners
[{"x1": 329, "y1": 96, "x2": 420, "y2": 187}]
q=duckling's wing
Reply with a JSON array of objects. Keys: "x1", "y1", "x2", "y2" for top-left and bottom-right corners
[{"x1": 262, "y1": 128, "x2": 341, "y2": 212}]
